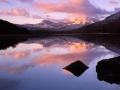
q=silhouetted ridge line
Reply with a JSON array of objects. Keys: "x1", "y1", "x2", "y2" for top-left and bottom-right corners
[{"x1": 0, "y1": 19, "x2": 31, "y2": 35}]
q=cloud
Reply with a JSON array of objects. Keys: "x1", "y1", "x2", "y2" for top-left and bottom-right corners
[
  {"x1": 1, "y1": 8, "x2": 30, "y2": 17},
  {"x1": 114, "y1": 7, "x2": 120, "y2": 11},
  {"x1": 19, "y1": 0, "x2": 33, "y2": 3},
  {"x1": 0, "y1": 0, "x2": 5, "y2": 2},
  {"x1": 33, "y1": 0, "x2": 110, "y2": 18},
  {"x1": 0, "y1": 0, "x2": 10, "y2": 3},
  {"x1": 32, "y1": 15, "x2": 41, "y2": 19},
  {"x1": 109, "y1": 0, "x2": 119, "y2": 4},
  {"x1": 0, "y1": 0, "x2": 33, "y2": 3}
]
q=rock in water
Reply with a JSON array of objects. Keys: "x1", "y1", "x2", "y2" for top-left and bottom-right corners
[
  {"x1": 63, "y1": 60, "x2": 89, "y2": 77},
  {"x1": 96, "y1": 56, "x2": 120, "y2": 84}
]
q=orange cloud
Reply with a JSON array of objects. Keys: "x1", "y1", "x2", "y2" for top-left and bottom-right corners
[
  {"x1": 1, "y1": 8, "x2": 30, "y2": 17},
  {"x1": 13, "y1": 52, "x2": 29, "y2": 60},
  {"x1": 70, "y1": 42, "x2": 87, "y2": 52}
]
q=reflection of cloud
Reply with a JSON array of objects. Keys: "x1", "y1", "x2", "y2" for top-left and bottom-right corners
[
  {"x1": 34, "y1": 50, "x2": 111, "y2": 66},
  {"x1": 7, "y1": 64, "x2": 34, "y2": 73},
  {"x1": 2, "y1": 50, "x2": 30, "y2": 60},
  {"x1": 70, "y1": 42, "x2": 87, "y2": 51},
  {"x1": 0, "y1": 78, "x2": 21, "y2": 90},
  {"x1": 13, "y1": 51, "x2": 30, "y2": 60},
  {"x1": 69, "y1": 42, "x2": 94, "y2": 52},
  {"x1": 62, "y1": 69, "x2": 72, "y2": 74},
  {"x1": 0, "y1": 64, "x2": 34, "y2": 73},
  {"x1": 33, "y1": 48, "x2": 42, "y2": 52}
]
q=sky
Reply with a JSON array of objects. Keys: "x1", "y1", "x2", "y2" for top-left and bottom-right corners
[{"x1": 0, "y1": 0, "x2": 120, "y2": 24}]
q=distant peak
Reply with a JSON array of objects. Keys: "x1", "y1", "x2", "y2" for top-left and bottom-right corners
[{"x1": 70, "y1": 17, "x2": 98, "y2": 24}]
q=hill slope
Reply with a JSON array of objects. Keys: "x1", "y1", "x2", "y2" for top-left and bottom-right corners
[
  {"x1": 0, "y1": 19, "x2": 31, "y2": 35},
  {"x1": 76, "y1": 11, "x2": 120, "y2": 33}
]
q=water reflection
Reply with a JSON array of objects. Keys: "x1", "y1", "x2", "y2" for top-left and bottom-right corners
[{"x1": 0, "y1": 36, "x2": 119, "y2": 90}]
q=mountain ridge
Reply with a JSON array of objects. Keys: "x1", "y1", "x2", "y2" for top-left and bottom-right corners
[
  {"x1": 76, "y1": 11, "x2": 120, "y2": 33},
  {"x1": 18, "y1": 17, "x2": 98, "y2": 31}
]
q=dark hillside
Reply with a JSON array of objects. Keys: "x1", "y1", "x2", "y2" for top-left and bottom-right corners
[{"x1": 0, "y1": 19, "x2": 31, "y2": 35}]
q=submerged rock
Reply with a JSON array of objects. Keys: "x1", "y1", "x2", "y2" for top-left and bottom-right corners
[
  {"x1": 63, "y1": 60, "x2": 89, "y2": 77},
  {"x1": 96, "y1": 56, "x2": 120, "y2": 84}
]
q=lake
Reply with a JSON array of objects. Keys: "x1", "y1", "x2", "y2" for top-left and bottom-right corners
[{"x1": 0, "y1": 36, "x2": 120, "y2": 90}]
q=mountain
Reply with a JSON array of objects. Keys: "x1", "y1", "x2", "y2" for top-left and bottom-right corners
[
  {"x1": 76, "y1": 11, "x2": 120, "y2": 33},
  {"x1": 0, "y1": 19, "x2": 31, "y2": 35},
  {"x1": 18, "y1": 17, "x2": 98, "y2": 31}
]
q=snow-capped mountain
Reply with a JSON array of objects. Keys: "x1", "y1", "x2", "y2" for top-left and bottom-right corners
[
  {"x1": 77, "y1": 11, "x2": 120, "y2": 33},
  {"x1": 18, "y1": 17, "x2": 99, "y2": 31}
]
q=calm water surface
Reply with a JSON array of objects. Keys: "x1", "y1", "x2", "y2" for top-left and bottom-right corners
[{"x1": 0, "y1": 36, "x2": 119, "y2": 90}]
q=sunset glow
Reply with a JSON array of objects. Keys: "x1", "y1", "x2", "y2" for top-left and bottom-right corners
[{"x1": 0, "y1": 0, "x2": 120, "y2": 24}]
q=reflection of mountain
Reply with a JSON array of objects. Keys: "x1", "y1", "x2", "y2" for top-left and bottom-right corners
[
  {"x1": 96, "y1": 56, "x2": 120, "y2": 84},
  {"x1": 63, "y1": 60, "x2": 88, "y2": 77},
  {"x1": 0, "y1": 38, "x2": 28, "y2": 50},
  {"x1": 77, "y1": 34, "x2": 120, "y2": 54},
  {"x1": 25, "y1": 36, "x2": 94, "y2": 48},
  {"x1": 0, "y1": 19, "x2": 31, "y2": 35},
  {"x1": 25, "y1": 36, "x2": 114, "y2": 66}
]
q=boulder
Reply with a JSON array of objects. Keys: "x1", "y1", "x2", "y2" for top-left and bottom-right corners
[
  {"x1": 96, "y1": 56, "x2": 120, "y2": 84},
  {"x1": 63, "y1": 60, "x2": 89, "y2": 77}
]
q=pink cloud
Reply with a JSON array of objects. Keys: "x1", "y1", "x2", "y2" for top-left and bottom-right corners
[
  {"x1": 1, "y1": 8, "x2": 30, "y2": 17},
  {"x1": 1, "y1": 10, "x2": 12, "y2": 15},
  {"x1": 33, "y1": 0, "x2": 110, "y2": 17},
  {"x1": 0, "y1": 0, "x2": 5, "y2": 2},
  {"x1": 2, "y1": 50, "x2": 30, "y2": 60},
  {"x1": 0, "y1": 64, "x2": 34, "y2": 73},
  {"x1": 62, "y1": 69, "x2": 72, "y2": 74},
  {"x1": 32, "y1": 15, "x2": 41, "y2": 19},
  {"x1": 0, "y1": 0, "x2": 11, "y2": 4},
  {"x1": 34, "y1": 49, "x2": 108, "y2": 66},
  {"x1": 0, "y1": 0, "x2": 33, "y2": 3},
  {"x1": 19, "y1": 0, "x2": 33, "y2": 3},
  {"x1": 109, "y1": 0, "x2": 119, "y2": 4}
]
